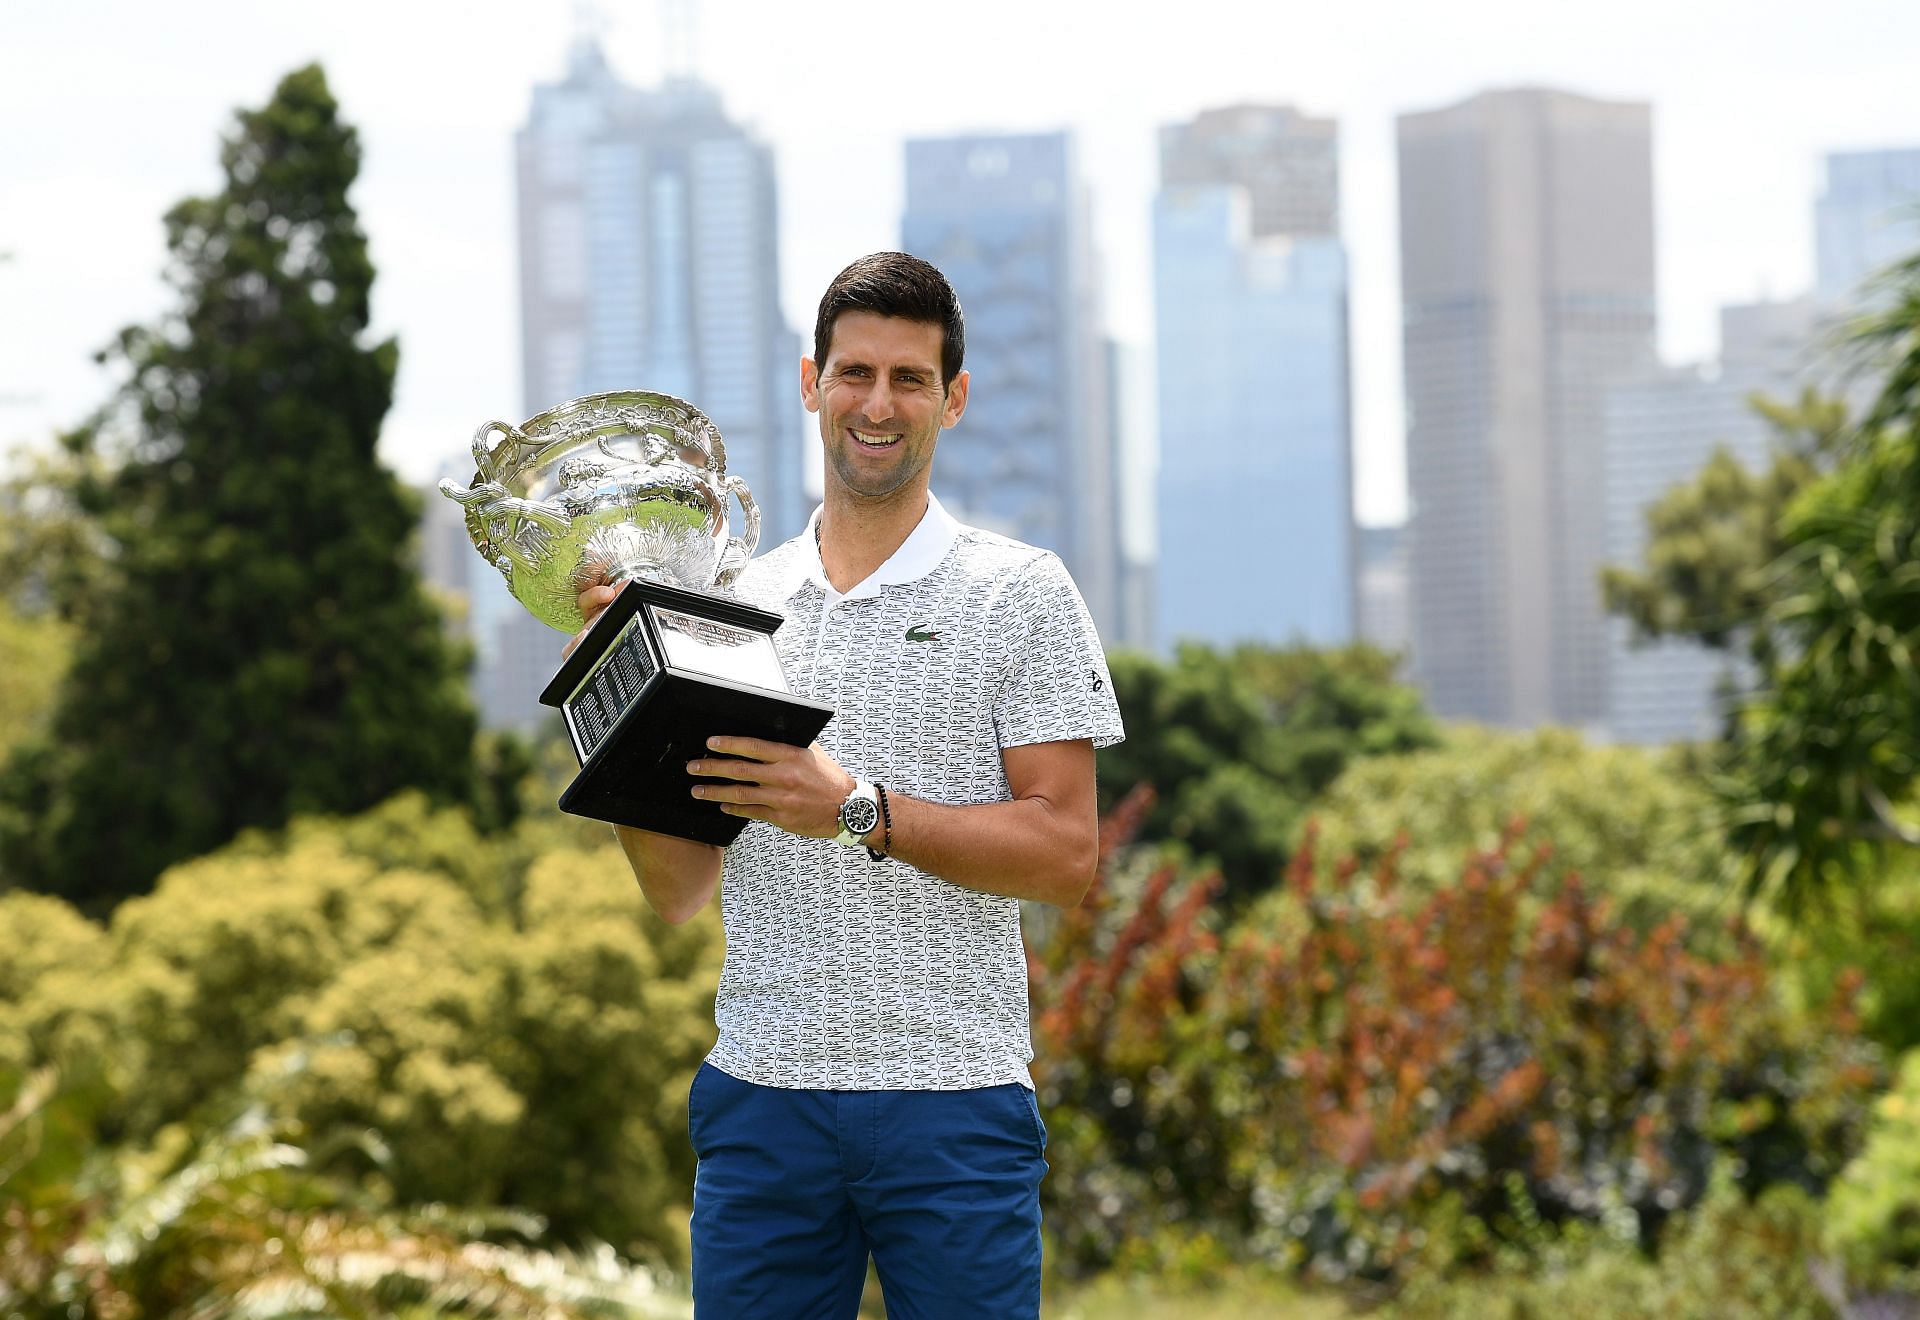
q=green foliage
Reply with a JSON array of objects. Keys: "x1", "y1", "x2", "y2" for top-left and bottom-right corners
[
  {"x1": 1030, "y1": 802, "x2": 1880, "y2": 1287},
  {"x1": 1602, "y1": 390, "x2": 1849, "y2": 661},
  {"x1": 0, "y1": 598, "x2": 70, "y2": 771},
  {"x1": 1098, "y1": 643, "x2": 1437, "y2": 903},
  {"x1": 1717, "y1": 411, "x2": 1920, "y2": 907},
  {"x1": 1822, "y1": 1046, "x2": 1920, "y2": 1294},
  {"x1": 1047, "y1": 1267, "x2": 1343, "y2": 1320},
  {"x1": 1711, "y1": 254, "x2": 1920, "y2": 906},
  {"x1": 0, "y1": 436, "x2": 117, "y2": 624},
  {"x1": 1304, "y1": 727, "x2": 1729, "y2": 930},
  {"x1": 0, "y1": 795, "x2": 722, "y2": 1266},
  {"x1": 0, "y1": 1065, "x2": 691, "y2": 1318},
  {"x1": 1752, "y1": 855, "x2": 1920, "y2": 1055},
  {"x1": 1594, "y1": 245, "x2": 1920, "y2": 906},
  {"x1": 0, "y1": 65, "x2": 476, "y2": 910},
  {"x1": 1392, "y1": 1168, "x2": 1835, "y2": 1318}
]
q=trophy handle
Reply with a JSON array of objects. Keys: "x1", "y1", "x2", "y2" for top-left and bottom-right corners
[
  {"x1": 715, "y1": 475, "x2": 760, "y2": 587},
  {"x1": 471, "y1": 418, "x2": 535, "y2": 483}
]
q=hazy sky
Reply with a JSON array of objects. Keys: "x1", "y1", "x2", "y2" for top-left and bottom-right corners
[{"x1": 3, "y1": 0, "x2": 1917, "y2": 527}]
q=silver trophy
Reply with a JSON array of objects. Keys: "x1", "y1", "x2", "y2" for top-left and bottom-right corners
[{"x1": 440, "y1": 391, "x2": 832, "y2": 844}]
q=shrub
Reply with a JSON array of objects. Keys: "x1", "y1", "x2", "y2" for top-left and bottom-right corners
[
  {"x1": 1822, "y1": 1046, "x2": 1920, "y2": 1299},
  {"x1": 1391, "y1": 1167, "x2": 1834, "y2": 1318},
  {"x1": 1304, "y1": 728, "x2": 1729, "y2": 930},
  {"x1": 0, "y1": 1066, "x2": 691, "y2": 1318},
  {"x1": 1029, "y1": 799, "x2": 1882, "y2": 1286},
  {"x1": 0, "y1": 795, "x2": 722, "y2": 1266}
]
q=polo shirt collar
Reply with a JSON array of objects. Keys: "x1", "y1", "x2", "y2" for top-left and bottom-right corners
[{"x1": 801, "y1": 492, "x2": 962, "y2": 603}]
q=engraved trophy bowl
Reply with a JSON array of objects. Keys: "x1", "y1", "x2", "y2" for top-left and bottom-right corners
[
  {"x1": 438, "y1": 390, "x2": 832, "y2": 846},
  {"x1": 438, "y1": 390, "x2": 759, "y2": 633}
]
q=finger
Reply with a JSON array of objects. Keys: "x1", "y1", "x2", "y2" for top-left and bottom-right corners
[
  {"x1": 686, "y1": 757, "x2": 768, "y2": 783},
  {"x1": 692, "y1": 782, "x2": 776, "y2": 807},
  {"x1": 704, "y1": 735, "x2": 790, "y2": 762},
  {"x1": 576, "y1": 581, "x2": 624, "y2": 623}
]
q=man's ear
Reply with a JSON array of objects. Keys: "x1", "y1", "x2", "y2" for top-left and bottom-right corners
[
  {"x1": 941, "y1": 369, "x2": 970, "y2": 428},
  {"x1": 800, "y1": 357, "x2": 822, "y2": 413}
]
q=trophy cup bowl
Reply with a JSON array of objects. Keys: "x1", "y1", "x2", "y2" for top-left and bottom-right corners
[{"x1": 440, "y1": 391, "x2": 832, "y2": 844}]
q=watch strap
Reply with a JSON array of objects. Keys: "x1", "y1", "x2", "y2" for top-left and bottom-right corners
[{"x1": 834, "y1": 780, "x2": 881, "y2": 847}]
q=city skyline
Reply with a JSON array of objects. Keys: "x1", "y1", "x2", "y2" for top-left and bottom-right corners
[{"x1": 6, "y1": 0, "x2": 1917, "y2": 533}]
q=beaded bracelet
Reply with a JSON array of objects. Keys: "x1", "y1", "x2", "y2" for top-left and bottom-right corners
[{"x1": 867, "y1": 784, "x2": 893, "y2": 862}]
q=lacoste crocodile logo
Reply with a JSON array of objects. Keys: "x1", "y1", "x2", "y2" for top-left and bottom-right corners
[{"x1": 905, "y1": 624, "x2": 941, "y2": 642}]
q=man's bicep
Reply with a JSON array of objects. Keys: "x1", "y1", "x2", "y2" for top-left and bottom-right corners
[{"x1": 1001, "y1": 739, "x2": 1097, "y2": 814}]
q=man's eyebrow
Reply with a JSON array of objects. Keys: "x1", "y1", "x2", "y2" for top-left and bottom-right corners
[{"x1": 829, "y1": 357, "x2": 939, "y2": 379}]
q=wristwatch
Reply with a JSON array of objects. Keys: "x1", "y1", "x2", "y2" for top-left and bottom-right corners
[{"x1": 834, "y1": 780, "x2": 882, "y2": 847}]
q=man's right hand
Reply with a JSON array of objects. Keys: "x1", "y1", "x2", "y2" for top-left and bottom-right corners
[{"x1": 563, "y1": 580, "x2": 626, "y2": 660}]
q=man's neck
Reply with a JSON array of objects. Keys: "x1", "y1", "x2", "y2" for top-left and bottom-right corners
[{"x1": 817, "y1": 485, "x2": 929, "y2": 595}]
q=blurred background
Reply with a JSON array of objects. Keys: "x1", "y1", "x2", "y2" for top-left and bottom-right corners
[{"x1": 4, "y1": 0, "x2": 1920, "y2": 1315}]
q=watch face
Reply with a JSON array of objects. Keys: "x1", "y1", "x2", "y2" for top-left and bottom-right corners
[{"x1": 841, "y1": 796, "x2": 880, "y2": 837}]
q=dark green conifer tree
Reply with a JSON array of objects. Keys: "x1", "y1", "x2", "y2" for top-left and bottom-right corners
[{"x1": 0, "y1": 65, "x2": 475, "y2": 910}]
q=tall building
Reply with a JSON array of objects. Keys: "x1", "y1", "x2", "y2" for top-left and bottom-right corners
[
  {"x1": 1397, "y1": 88, "x2": 1657, "y2": 726},
  {"x1": 1152, "y1": 105, "x2": 1354, "y2": 652},
  {"x1": 1356, "y1": 524, "x2": 1410, "y2": 657},
  {"x1": 475, "y1": 38, "x2": 804, "y2": 730},
  {"x1": 1817, "y1": 147, "x2": 1920, "y2": 305},
  {"x1": 900, "y1": 132, "x2": 1120, "y2": 638},
  {"x1": 417, "y1": 466, "x2": 476, "y2": 643},
  {"x1": 1107, "y1": 338, "x2": 1156, "y2": 652},
  {"x1": 1600, "y1": 299, "x2": 1822, "y2": 744}
]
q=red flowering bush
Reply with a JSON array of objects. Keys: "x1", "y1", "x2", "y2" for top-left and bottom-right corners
[{"x1": 1029, "y1": 795, "x2": 1882, "y2": 1284}]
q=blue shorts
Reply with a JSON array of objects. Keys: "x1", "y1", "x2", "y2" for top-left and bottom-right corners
[{"x1": 687, "y1": 1062, "x2": 1048, "y2": 1318}]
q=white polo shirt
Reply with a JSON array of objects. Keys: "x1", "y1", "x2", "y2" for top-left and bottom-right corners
[{"x1": 706, "y1": 493, "x2": 1125, "y2": 1091}]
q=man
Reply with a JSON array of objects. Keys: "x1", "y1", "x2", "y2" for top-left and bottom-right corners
[{"x1": 573, "y1": 252, "x2": 1122, "y2": 1317}]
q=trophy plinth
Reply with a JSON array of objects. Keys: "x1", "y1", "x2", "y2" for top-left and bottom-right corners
[
  {"x1": 538, "y1": 578, "x2": 829, "y2": 845},
  {"x1": 440, "y1": 391, "x2": 832, "y2": 844}
]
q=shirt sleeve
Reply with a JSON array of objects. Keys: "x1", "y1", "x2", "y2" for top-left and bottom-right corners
[{"x1": 992, "y1": 552, "x2": 1126, "y2": 751}]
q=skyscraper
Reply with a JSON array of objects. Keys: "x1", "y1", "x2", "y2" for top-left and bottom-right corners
[
  {"x1": 474, "y1": 39, "x2": 803, "y2": 730},
  {"x1": 1397, "y1": 88, "x2": 1657, "y2": 726},
  {"x1": 1816, "y1": 147, "x2": 1920, "y2": 305},
  {"x1": 900, "y1": 132, "x2": 1120, "y2": 638},
  {"x1": 1153, "y1": 105, "x2": 1354, "y2": 652},
  {"x1": 1356, "y1": 524, "x2": 1411, "y2": 657}
]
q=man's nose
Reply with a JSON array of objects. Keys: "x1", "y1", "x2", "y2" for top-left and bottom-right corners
[{"x1": 863, "y1": 377, "x2": 896, "y2": 423}]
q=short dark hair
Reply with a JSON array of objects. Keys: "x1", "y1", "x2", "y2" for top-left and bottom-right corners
[{"x1": 813, "y1": 252, "x2": 966, "y2": 391}]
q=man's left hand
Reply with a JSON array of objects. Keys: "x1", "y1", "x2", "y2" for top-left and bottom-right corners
[{"x1": 687, "y1": 736, "x2": 858, "y2": 839}]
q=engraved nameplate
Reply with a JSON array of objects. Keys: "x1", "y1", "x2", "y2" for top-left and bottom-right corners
[
  {"x1": 650, "y1": 606, "x2": 789, "y2": 693},
  {"x1": 563, "y1": 611, "x2": 659, "y2": 761}
]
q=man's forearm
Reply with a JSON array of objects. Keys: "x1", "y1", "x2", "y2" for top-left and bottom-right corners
[
  {"x1": 612, "y1": 825, "x2": 723, "y2": 924},
  {"x1": 879, "y1": 791, "x2": 1098, "y2": 908}
]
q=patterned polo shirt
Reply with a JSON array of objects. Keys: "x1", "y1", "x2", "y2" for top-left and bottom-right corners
[{"x1": 705, "y1": 492, "x2": 1124, "y2": 1091}]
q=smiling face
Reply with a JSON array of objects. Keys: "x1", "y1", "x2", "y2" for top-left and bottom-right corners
[{"x1": 801, "y1": 310, "x2": 970, "y2": 504}]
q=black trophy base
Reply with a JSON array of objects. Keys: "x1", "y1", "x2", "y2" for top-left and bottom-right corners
[{"x1": 538, "y1": 579, "x2": 833, "y2": 846}]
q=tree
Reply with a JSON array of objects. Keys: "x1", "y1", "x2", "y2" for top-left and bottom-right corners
[
  {"x1": 1097, "y1": 643, "x2": 1437, "y2": 905},
  {"x1": 1600, "y1": 389, "x2": 1848, "y2": 667},
  {"x1": 0, "y1": 66, "x2": 475, "y2": 909},
  {"x1": 1716, "y1": 251, "x2": 1920, "y2": 907},
  {"x1": 0, "y1": 599, "x2": 69, "y2": 769}
]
